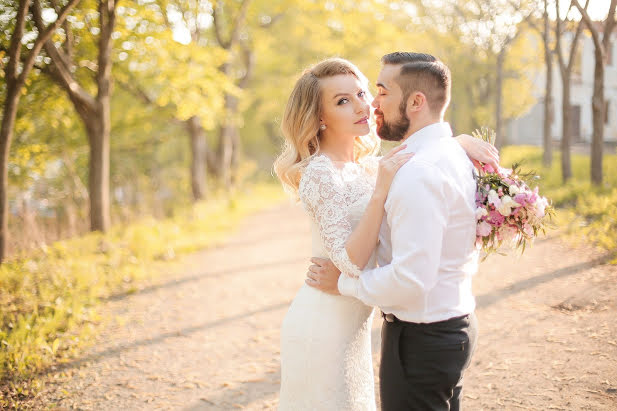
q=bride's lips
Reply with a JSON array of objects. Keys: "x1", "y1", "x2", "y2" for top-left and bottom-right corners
[{"x1": 355, "y1": 116, "x2": 369, "y2": 124}]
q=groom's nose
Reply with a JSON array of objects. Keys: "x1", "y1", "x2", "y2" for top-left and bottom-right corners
[{"x1": 371, "y1": 97, "x2": 379, "y2": 109}]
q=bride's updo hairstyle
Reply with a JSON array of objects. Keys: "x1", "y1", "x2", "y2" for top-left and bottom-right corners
[{"x1": 274, "y1": 58, "x2": 380, "y2": 195}]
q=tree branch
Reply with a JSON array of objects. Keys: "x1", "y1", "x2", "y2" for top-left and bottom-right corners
[
  {"x1": 229, "y1": 0, "x2": 251, "y2": 47},
  {"x1": 212, "y1": 4, "x2": 229, "y2": 48},
  {"x1": 96, "y1": 0, "x2": 117, "y2": 101},
  {"x1": 31, "y1": 0, "x2": 95, "y2": 110},
  {"x1": 238, "y1": 46, "x2": 254, "y2": 89},
  {"x1": 566, "y1": 0, "x2": 589, "y2": 73},
  {"x1": 5, "y1": 0, "x2": 31, "y2": 84},
  {"x1": 603, "y1": 0, "x2": 617, "y2": 54},
  {"x1": 116, "y1": 77, "x2": 155, "y2": 105},
  {"x1": 213, "y1": 0, "x2": 251, "y2": 49},
  {"x1": 20, "y1": 0, "x2": 82, "y2": 87}
]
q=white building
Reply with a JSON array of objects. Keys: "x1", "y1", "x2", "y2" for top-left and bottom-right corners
[{"x1": 509, "y1": 26, "x2": 617, "y2": 145}]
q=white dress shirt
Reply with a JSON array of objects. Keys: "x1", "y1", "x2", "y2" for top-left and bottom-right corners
[{"x1": 338, "y1": 122, "x2": 479, "y2": 323}]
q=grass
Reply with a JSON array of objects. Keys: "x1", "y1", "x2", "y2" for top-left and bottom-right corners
[
  {"x1": 500, "y1": 146, "x2": 617, "y2": 261},
  {"x1": 0, "y1": 181, "x2": 285, "y2": 408}
]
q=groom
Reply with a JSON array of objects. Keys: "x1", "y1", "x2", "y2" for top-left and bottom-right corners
[{"x1": 306, "y1": 52, "x2": 479, "y2": 410}]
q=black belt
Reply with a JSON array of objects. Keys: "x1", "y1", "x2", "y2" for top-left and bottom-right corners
[{"x1": 381, "y1": 311, "x2": 469, "y2": 325}]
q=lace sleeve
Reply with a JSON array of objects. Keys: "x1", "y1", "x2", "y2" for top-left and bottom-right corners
[{"x1": 299, "y1": 158, "x2": 362, "y2": 278}]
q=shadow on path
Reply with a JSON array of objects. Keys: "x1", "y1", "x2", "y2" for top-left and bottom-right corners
[
  {"x1": 104, "y1": 257, "x2": 306, "y2": 302},
  {"x1": 476, "y1": 254, "x2": 611, "y2": 309},
  {"x1": 43, "y1": 300, "x2": 291, "y2": 376},
  {"x1": 182, "y1": 370, "x2": 281, "y2": 411}
]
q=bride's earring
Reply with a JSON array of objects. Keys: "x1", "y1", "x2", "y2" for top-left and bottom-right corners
[{"x1": 320, "y1": 124, "x2": 326, "y2": 131}]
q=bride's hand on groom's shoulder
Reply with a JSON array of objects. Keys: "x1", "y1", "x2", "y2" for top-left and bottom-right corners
[
  {"x1": 306, "y1": 258, "x2": 341, "y2": 295},
  {"x1": 374, "y1": 144, "x2": 414, "y2": 200},
  {"x1": 455, "y1": 134, "x2": 500, "y2": 170}
]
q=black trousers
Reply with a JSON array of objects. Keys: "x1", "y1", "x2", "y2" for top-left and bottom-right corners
[{"x1": 379, "y1": 313, "x2": 478, "y2": 411}]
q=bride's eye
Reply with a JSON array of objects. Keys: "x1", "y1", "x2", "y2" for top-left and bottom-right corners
[
  {"x1": 337, "y1": 98, "x2": 349, "y2": 105},
  {"x1": 358, "y1": 91, "x2": 366, "y2": 98}
]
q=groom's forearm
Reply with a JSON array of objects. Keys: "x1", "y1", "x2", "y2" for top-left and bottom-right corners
[{"x1": 337, "y1": 259, "x2": 434, "y2": 307}]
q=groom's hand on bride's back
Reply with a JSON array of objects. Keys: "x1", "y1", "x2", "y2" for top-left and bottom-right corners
[{"x1": 306, "y1": 258, "x2": 341, "y2": 295}]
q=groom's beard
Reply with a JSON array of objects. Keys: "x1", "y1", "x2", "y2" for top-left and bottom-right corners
[{"x1": 375, "y1": 107, "x2": 410, "y2": 142}]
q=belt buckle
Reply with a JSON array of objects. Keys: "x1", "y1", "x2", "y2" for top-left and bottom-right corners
[{"x1": 384, "y1": 313, "x2": 395, "y2": 323}]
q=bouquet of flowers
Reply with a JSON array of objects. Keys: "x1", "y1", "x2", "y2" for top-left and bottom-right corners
[{"x1": 472, "y1": 127, "x2": 554, "y2": 258}]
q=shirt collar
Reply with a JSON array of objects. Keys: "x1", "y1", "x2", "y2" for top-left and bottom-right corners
[{"x1": 401, "y1": 122, "x2": 453, "y2": 153}]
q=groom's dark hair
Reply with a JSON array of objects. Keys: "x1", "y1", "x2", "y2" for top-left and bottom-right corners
[{"x1": 381, "y1": 52, "x2": 451, "y2": 116}]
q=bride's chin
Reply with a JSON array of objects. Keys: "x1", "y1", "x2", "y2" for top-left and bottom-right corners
[{"x1": 357, "y1": 124, "x2": 370, "y2": 134}]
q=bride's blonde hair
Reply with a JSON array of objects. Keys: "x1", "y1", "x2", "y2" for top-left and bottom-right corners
[{"x1": 273, "y1": 58, "x2": 381, "y2": 194}]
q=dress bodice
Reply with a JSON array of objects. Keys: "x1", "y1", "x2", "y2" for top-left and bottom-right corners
[{"x1": 299, "y1": 154, "x2": 379, "y2": 276}]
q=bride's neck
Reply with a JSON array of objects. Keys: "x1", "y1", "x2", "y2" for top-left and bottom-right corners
[{"x1": 319, "y1": 135, "x2": 355, "y2": 163}]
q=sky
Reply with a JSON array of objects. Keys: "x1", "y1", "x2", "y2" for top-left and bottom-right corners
[
  {"x1": 559, "y1": 1, "x2": 614, "y2": 21},
  {"x1": 170, "y1": 1, "x2": 616, "y2": 45}
]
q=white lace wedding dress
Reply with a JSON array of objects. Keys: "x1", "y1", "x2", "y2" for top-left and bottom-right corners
[{"x1": 279, "y1": 154, "x2": 378, "y2": 411}]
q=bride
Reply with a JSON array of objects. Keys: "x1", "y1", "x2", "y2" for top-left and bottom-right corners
[{"x1": 273, "y1": 57, "x2": 497, "y2": 410}]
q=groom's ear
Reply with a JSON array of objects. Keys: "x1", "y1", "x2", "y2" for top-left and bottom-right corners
[{"x1": 406, "y1": 91, "x2": 426, "y2": 115}]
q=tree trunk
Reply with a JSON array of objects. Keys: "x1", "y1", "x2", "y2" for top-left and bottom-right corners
[
  {"x1": 186, "y1": 116, "x2": 208, "y2": 201},
  {"x1": 82, "y1": 112, "x2": 110, "y2": 231},
  {"x1": 0, "y1": 84, "x2": 20, "y2": 261},
  {"x1": 38, "y1": 0, "x2": 115, "y2": 232},
  {"x1": 542, "y1": 0, "x2": 553, "y2": 167},
  {"x1": 561, "y1": 77, "x2": 572, "y2": 182},
  {"x1": 0, "y1": 0, "x2": 79, "y2": 262},
  {"x1": 218, "y1": 91, "x2": 239, "y2": 190},
  {"x1": 495, "y1": 49, "x2": 505, "y2": 149},
  {"x1": 230, "y1": 126, "x2": 241, "y2": 187},
  {"x1": 572, "y1": 0, "x2": 616, "y2": 185},
  {"x1": 590, "y1": 52, "x2": 604, "y2": 185}
]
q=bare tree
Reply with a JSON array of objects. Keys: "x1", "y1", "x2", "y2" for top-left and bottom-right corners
[
  {"x1": 526, "y1": 0, "x2": 556, "y2": 167},
  {"x1": 33, "y1": 0, "x2": 118, "y2": 232},
  {"x1": 0, "y1": 0, "x2": 81, "y2": 262},
  {"x1": 541, "y1": 0, "x2": 555, "y2": 167},
  {"x1": 574, "y1": 0, "x2": 617, "y2": 185},
  {"x1": 554, "y1": 0, "x2": 588, "y2": 182},
  {"x1": 185, "y1": 115, "x2": 208, "y2": 200},
  {"x1": 495, "y1": 27, "x2": 527, "y2": 149},
  {"x1": 212, "y1": 0, "x2": 253, "y2": 190}
]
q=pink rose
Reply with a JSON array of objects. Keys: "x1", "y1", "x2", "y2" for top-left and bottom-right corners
[
  {"x1": 488, "y1": 209, "x2": 505, "y2": 225},
  {"x1": 477, "y1": 221, "x2": 492, "y2": 237},
  {"x1": 514, "y1": 193, "x2": 527, "y2": 206}
]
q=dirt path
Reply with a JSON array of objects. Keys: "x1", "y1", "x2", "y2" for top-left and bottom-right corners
[{"x1": 36, "y1": 202, "x2": 617, "y2": 410}]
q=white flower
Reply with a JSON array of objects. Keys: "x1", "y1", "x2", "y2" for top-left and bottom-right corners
[
  {"x1": 509, "y1": 185, "x2": 520, "y2": 196},
  {"x1": 476, "y1": 207, "x2": 489, "y2": 220},
  {"x1": 534, "y1": 197, "x2": 548, "y2": 218},
  {"x1": 488, "y1": 190, "x2": 501, "y2": 207},
  {"x1": 496, "y1": 195, "x2": 521, "y2": 217}
]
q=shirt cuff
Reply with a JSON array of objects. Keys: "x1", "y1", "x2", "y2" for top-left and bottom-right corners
[{"x1": 338, "y1": 274, "x2": 359, "y2": 297}]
